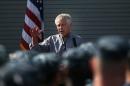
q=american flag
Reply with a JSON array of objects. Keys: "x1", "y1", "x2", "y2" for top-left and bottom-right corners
[{"x1": 20, "y1": 0, "x2": 44, "y2": 50}]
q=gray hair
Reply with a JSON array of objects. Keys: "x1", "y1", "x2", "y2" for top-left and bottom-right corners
[{"x1": 55, "y1": 13, "x2": 72, "y2": 25}]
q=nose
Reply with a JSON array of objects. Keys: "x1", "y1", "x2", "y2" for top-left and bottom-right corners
[
  {"x1": 59, "y1": 25, "x2": 63, "y2": 30},
  {"x1": 59, "y1": 25, "x2": 63, "y2": 29}
]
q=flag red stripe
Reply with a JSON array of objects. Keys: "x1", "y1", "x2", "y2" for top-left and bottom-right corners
[
  {"x1": 24, "y1": 23, "x2": 32, "y2": 37},
  {"x1": 26, "y1": 8, "x2": 41, "y2": 29}
]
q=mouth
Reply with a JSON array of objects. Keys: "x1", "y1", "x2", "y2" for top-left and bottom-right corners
[{"x1": 59, "y1": 31, "x2": 64, "y2": 34}]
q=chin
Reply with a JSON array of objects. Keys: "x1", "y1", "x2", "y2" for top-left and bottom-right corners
[{"x1": 63, "y1": 34, "x2": 69, "y2": 38}]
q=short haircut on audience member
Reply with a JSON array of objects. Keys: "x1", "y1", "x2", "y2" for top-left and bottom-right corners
[
  {"x1": 96, "y1": 36, "x2": 129, "y2": 63},
  {"x1": 32, "y1": 53, "x2": 61, "y2": 85},
  {"x1": 62, "y1": 47, "x2": 94, "y2": 86},
  {"x1": 0, "y1": 63, "x2": 40, "y2": 86}
]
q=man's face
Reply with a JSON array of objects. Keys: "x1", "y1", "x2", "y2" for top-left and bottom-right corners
[{"x1": 55, "y1": 18, "x2": 71, "y2": 37}]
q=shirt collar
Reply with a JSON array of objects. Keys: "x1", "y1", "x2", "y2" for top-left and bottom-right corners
[{"x1": 58, "y1": 33, "x2": 73, "y2": 42}]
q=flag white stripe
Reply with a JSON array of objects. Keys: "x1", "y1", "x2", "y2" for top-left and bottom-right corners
[
  {"x1": 22, "y1": 29, "x2": 32, "y2": 44},
  {"x1": 25, "y1": 15, "x2": 36, "y2": 29},
  {"x1": 27, "y1": 0, "x2": 41, "y2": 22}
]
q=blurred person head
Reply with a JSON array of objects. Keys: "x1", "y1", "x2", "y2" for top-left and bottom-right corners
[
  {"x1": 79, "y1": 42, "x2": 97, "y2": 85},
  {"x1": 62, "y1": 46, "x2": 95, "y2": 86},
  {"x1": 92, "y1": 36, "x2": 129, "y2": 86},
  {"x1": 9, "y1": 50, "x2": 39, "y2": 64},
  {"x1": 79, "y1": 42, "x2": 96, "y2": 57},
  {"x1": 25, "y1": 50, "x2": 39, "y2": 60},
  {"x1": 32, "y1": 53, "x2": 61, "y2": 86},
  {"x1": 9, "y1": 50, "x2": 29, "y2": 63},
  {"x1": 0, "y1": 63, "x2": 40, "y2": 86},
  {"x1": 55, "y1": 13, "x2": 72, "y2": 38}
]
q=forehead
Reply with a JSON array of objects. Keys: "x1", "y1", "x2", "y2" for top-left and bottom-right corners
[{"x1": 55, "y1": 17, "x2": 67, "y2": 25}]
